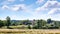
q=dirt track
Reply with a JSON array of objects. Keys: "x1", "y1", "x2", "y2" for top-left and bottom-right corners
[{"x1": 0, "y1": 29, "x2": 60, "y2": 34}]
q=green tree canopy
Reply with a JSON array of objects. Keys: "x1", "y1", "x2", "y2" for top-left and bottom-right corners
[{"x1": 6, "y1": 16, "x2": 11, "y2": 28}]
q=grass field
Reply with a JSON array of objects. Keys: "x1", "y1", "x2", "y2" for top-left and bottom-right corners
[{"x1": 0, "y1": 29, "x2": 60, "y2": 34}]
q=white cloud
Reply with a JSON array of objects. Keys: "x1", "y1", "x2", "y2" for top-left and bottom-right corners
[
  {"x1": 7, "y1": 0, "x2": 15, "y2": 2},
  {"x1": 36, "y1": 0, "x2": 45, "y2": 4},
  {"x1": 11, "y1": 7, "x2": 19, "y2": 11},
  {"x1": 48, "y1": 8, "x2": 56, "y2": 15},
  {"x1": 35, "y1": 6, "x2": 48, "y2": 13},
  {"x1": 35, "y1": 0, "x2": 60, "y2": 14},
  {"x1": 10, "y1": 4, "x2": 27, "y2": 11},
  {"x1": 0, "y1": 0, "x2": 15, "y2": 5},
  {"x1": 45, "y1": 1, "x2": 60, "y2": 8},
  {"x1": 2, "y1": 5, "x2": 9, "y2": 9},
  {"x1": 0, "y1": 0, "x2": 31, "y2": 12},
  {"x1": 49, "y1": 0, "x2": 56, "y2": 1},
  {"x1": 34, "y1": 0, "x2": 60, "y2": 20},
  {"x1": 48, "y1": 8, "x2": 60, "y2": 15},
  {"x1": 1, "y1": 4, "x2": 30, "y2": 12}
]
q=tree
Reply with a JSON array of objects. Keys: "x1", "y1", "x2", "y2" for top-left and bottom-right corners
[
  {"x1": 0, "y1": 20, "x2": 4, "y2": 27},
  {"x1": 32, "y1": 19, "x2": 37, "y2": 26},
  {"x1": 32, "y1": 19, "x2": 47, "y2": 29},
  {"x1": 6, "y1": 16, "x2": 11, "y2": 28},
  {"x1": 26, "y1": 20, "x2": 31, "y2": 29},
  {"x1": 22, "y1": 20, "x2": 31, "y2": 25},
  {"x1": 3, "y1": 20, "x2": 7, "y2": 26},
  {"x1": 28, "y1": 24, "x2": 31, "y2": 29},
  {"x1": 54, "y1": 21, "x2": 59, "y2": 29},
  {"x1": 41, "y1": 20, "x2": 47, "y2": 26},
  {"x1": 37, "y1": 20, "x2": 42, "y2": 29},
  {"x1": 47, "y1": 18, "x2": 52, "y2": 23}
]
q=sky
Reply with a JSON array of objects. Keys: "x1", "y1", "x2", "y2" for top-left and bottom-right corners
[{"x1": 0, "y1": 0, "x2": 60, "y2": 20}]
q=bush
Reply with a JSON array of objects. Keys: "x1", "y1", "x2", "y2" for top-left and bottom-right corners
[{"x1": 28, "y1": 25, "x2": 31, "y2": 29}]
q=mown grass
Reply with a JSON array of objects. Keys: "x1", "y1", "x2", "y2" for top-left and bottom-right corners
[
  {"x1": 0, "y1": 25, "x2": 33, "y2": 29},
  {"x1": 0, "y1": 29, "x2": 60, "y2": 34},
  {"x1": 9, "y1": 25, "x2": 28, "y2": 29}
]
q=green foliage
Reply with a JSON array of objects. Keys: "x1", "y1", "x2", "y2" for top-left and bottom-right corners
[
  {"x1": 33, "y1": 19, "x2": 45, "y2": 29},
  {"x1": 6, "y1": 16, "x2": 11, "y2": 28},
  {"x1": 37, "y1": 20, "x2": 41, "y2": 29},
  {"x1": 3, "y1": 20, "x2": 7, "y2": 26},
  {"x1": 0, "y1": 20, "x2": 4, "y2": 27},
  {"x1": 45, "y1": 22, "x2": 59, "y2": 29},
  {"x1": 47, "y1": 18, "x2": 52, "y2": 23},
  {"x1": 0, "y1": 17, "x2": 60, "y2": 29},
  {"x1": 28, "y1": 24, "x2": 31, "y2": 29},
  {"x1": 21, "y1": 20, "x2": 32, "y2": 25},
  {"x1": 32, "y1": 25, "x2": 38, "y2": 29}
]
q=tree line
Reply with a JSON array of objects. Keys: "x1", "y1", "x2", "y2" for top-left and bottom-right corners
[{"x1": 0, "y1": 16, "x2": 60, "y2": 29}]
